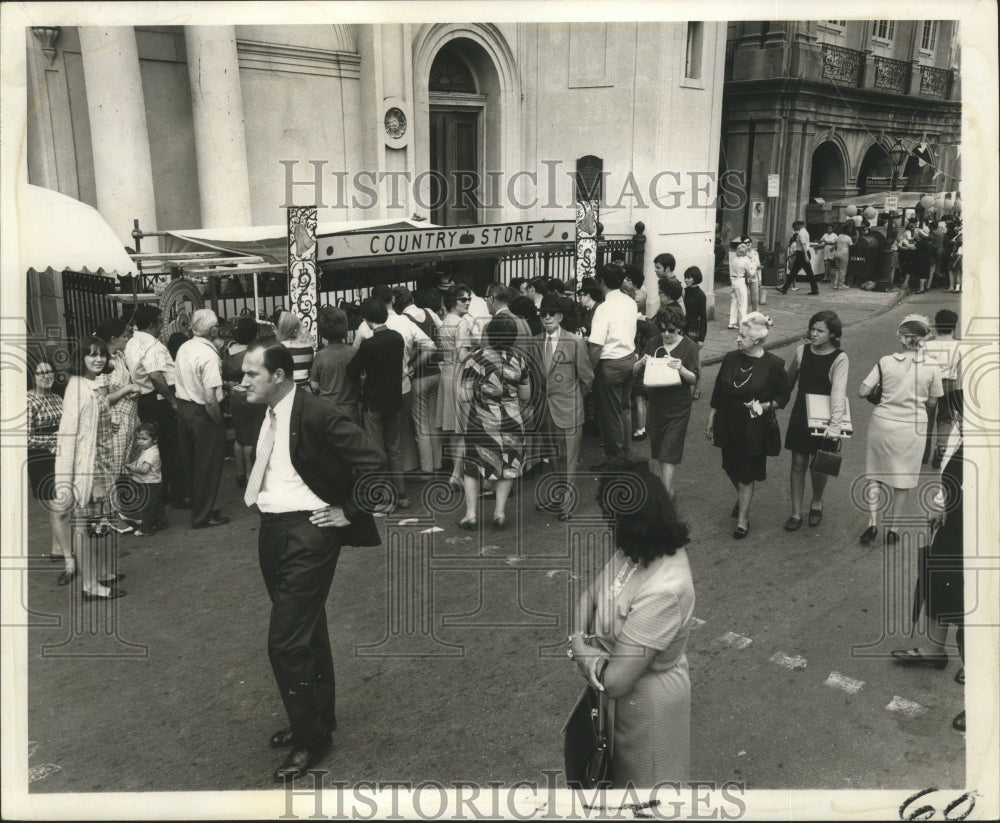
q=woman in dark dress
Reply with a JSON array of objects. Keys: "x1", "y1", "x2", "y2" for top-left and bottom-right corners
[
  {"x1": 782, "y1": 311, "x2": 850, "y2": 530},
  {"x1": 705, "y1": 313, "x2": 791, "y2": 539},
  {"x1": 633, "y1": 306, "x2": 699, "y2": 496},
  {"x1": 222, "y1": 316, "x2": 267, "y2": 488},
  {"x1": 892, "y1": 391, "x2": 965, "y2": 730}
]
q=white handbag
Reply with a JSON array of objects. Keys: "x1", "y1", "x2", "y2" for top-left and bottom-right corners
[{"x1": 643, "y1": 347, "x2": 682, "y2": 388}]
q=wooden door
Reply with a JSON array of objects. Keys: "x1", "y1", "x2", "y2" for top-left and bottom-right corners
[{"x1": 429, "y1": 108, "x2": 480, "y2": 225}]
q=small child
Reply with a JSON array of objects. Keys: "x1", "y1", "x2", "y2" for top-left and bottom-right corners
[{"x1": 126, "y1": 422, "x2": 166, "y2": 535}]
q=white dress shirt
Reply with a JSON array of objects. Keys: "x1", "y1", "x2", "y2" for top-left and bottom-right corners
[
  {"x1": 352, "y1": 309, "x2": 436, "y2": 394},
  {"x1": 255, "y1": 387, "x2": 328, "y2": 513},
  {"x1": 588, "y1": 289, "x2": 638, "y2": 359},
  {"x1": 174, "y1": 336, "x2": 224, "y2": 405}
]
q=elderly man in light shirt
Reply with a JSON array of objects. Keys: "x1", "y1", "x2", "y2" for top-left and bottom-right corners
[
  {"x1": 587, "y1": 264, "x2": 639, "y2": 470},
  {"x1": 174, "y1": 308, "x2": 229, "y2": 528}
]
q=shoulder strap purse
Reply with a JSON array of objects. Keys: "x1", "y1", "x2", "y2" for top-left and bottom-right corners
[{"x1": 865, "y1": 361, "x2": 883, "y2": 405}]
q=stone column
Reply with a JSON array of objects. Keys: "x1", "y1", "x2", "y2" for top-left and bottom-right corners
[
  {"x1": 184, "y1": 26, "x2": 252, "y2": 227},
  {"x1": 78, "y1": 27, "x2": 158, "y2": 249}
]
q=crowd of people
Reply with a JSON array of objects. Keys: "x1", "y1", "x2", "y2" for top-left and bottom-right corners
[{"x1": 26, "y1": 254, "x2": 965, "y2": 783}]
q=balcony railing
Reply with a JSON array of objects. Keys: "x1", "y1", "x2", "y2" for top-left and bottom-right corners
[
  {"x1": 919, "y1": 65, "x2": 954, "y2": 99},
  {"x1": 822, "y1": 44, "x2": 864, "y2": 86},
  {"x1": 873, "y1": 56, "x2": 911, "y2": 93}
]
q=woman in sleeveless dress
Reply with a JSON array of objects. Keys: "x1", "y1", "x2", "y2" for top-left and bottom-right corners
[
  {"x1": 782, "y1": 311, "x2": 850, "y2": 530},
  {"x1": 436, "y1": 287, "x2": 472, "y2": 487}
]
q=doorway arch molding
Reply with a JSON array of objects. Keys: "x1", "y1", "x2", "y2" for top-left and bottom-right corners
[{"x1": 412, "y1": 24, "x2": 522, "y2": 221}]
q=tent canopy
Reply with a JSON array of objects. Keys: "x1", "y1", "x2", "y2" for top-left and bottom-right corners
[
  {"x1": 19, "y1": 184, "x2": 135, "y2": 277},
  {"x1": 161, "y1": 218, "x2": 434, "y2": 263},
  {"x1": 824, "y1": 190, "x2": 960, "y2": 209}
]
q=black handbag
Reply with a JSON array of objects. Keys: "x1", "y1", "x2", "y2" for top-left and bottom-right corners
[
  {"x1": 865, "y1": 362, "x2": 883, "y2": 405},
  {"x1": 810, "y1": 437, "x2": 843, "y2": 476},
  {"x1": 764, "y1": 409, "x2": 781, "y2": 457},
  {"x1": 563, "y1": 685, "x2": 613, "y2": 789}
]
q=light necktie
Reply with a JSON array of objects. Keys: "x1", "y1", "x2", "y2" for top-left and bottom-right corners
[
  {"x1": 244, "y1": 408, "x2": 277, "y2": 506},
  {"x1": 545, "y1": 335, "x2": 557, "y2": 370}
]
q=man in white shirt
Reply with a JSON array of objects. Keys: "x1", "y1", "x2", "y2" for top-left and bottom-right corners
[
  {"x1": 352, "y1": 285, "x2": 436, "y2": 481},
  {"x1": 587, "y1": 265, "x2": 639, "y2": 469},
  {"x1": 174, "y1": 309, "x2": 229, "y2": 528},
  {"x1": 242, "y1": 342, "x2": 384, "y2": 781},
  {"x1": 125, "y1": 305, "x2": 187, "y2": 507},
  {"x1": 778, "y1": 219, "x2": 819, "y2": 295}
]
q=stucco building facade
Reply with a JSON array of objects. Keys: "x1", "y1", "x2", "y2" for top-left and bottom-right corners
[{"x1": 26, "y1": 22, "x2": 727, "y2": 305}]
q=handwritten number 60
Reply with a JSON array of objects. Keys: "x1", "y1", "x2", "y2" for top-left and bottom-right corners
[{"x1": 900, "y1": 789, "x2": 977, "y2": 821}]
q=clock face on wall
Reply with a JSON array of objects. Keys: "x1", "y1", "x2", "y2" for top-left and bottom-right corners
[{"x1": 384, "y1": 107, "x2": 407, "y2": 139}]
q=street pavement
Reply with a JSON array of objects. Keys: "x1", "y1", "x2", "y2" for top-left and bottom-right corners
[{"x1": 21, "y1": 287, "x2": 974, "y2": 797}]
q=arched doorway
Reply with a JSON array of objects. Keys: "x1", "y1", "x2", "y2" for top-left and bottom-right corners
[
  {"x1": 809, "y1": 141, "x2": 847, "y2": 199},
  {"x1": 428, "y1": 44, "x2": 484, "y2": 225},
  {"x1": 903, "y1": 154, "x2": 936, "y2": 192},
  {"x1": 856, "y1": 144, "x2": 893, "y2": 194},
  {"x1": 413, "y1": 24, "x2": 519, "y2": 223}
]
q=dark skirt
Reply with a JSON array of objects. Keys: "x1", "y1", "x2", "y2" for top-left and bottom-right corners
[
  {"x1": 229, "y1": 391, "x2": 268, "y2": 446},
  {"x1": 648, "y1": 400, "x2": 693, "y2": 464},
  {"x1": 784, "y1": 391, "x2": 824, "y2": 454},
  {"x1": 27, "y1": 448, "x2": 56, "y2": 500},
  {"x1": 721, "y1": 447, "x2": 767, "y2": 485}
]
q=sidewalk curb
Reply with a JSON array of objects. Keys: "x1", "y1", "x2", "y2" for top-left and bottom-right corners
[{"x1": 700, "y1": 290, "x2": 907, "y2": 367}]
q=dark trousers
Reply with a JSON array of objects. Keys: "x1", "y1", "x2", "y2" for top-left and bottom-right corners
[
  {"x1": 176, "y1": 399, "x2": 225, "y2": 527},
  {"x1": 594, "y1": 355, "x2": 635, "y2": 462},
  {"x1": 258, "y1": 512, "x2": 341, "y2": 748},
  {"x1": 782, "y1": 251, "x2": 818, "y2": 293},
  {"x1": 137, "y1": 392, "x2": 187, "y2": 505}
]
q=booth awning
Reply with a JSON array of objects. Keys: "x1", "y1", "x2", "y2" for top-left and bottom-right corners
[
  {"x1": 824, "y1": 191, "x2": 960, "y2": 209},
  {"x1": 19, "y1": 184, "x2": 135, "y2": 277},
  {"x1": 161, "y1": 218, "x2": 435, "y2": 263}
]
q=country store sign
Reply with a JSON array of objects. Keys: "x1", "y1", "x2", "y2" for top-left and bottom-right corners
[{"x1": 319, "y1": 220, "x2": 576, "y2": 263}]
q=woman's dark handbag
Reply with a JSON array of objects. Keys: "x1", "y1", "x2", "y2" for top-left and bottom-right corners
[
  {"x1": 764, "y1": 410, "x2": 781, "y2": 457},
  {"x1": 865, "y1": 362, "x2": 884, "y2": 405},
  {"x1": 810, "y1": 437, "x2": 843, "y2": 477},
  {"x1": 563, "y1": 685, "x2": 613, "y2": 789}
]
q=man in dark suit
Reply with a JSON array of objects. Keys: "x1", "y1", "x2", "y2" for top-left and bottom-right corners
[
  {"x1": 242, "y1": 343, "x2": 385, "y2": 780},
  {"x1": 533, "y1": 294, "x2": 594, "y2": 520}
]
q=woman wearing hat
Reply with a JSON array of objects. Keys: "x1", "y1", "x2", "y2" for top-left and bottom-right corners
[
  {"x1": 727, "y1": 243, "x2": 753, "y2": 330},
  {"x1": 857, "y1": 315, "x2": 943, "y2": 544}
]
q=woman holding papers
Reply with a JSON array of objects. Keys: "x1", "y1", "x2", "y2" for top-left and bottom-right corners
[{"x1": 782, "y1": 311, "x2": 849, "y2": 530}]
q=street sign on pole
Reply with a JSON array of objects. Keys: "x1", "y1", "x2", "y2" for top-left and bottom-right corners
[
  {"x1": 767, "y1": 174, "x2": 780, "y2": 198},
  {"x1": 884, "y1": 193, "x2": 899, "y2": 212}
]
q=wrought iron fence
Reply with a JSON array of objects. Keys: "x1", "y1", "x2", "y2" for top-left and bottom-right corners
[
  {"x1": 919, "y1": 65, "x2": 953, "y2": 99},
  {"x1": 61, "y1": 271, "x2": 118, "y2": 341},
  {"x1": 873, "y1": 56, "x2": 911, "y2": 93},
  {"x1": 494, "y1": 246, "x2": 576, "y2": 284},
  {"x1": 822, "y1": 44, "x2": 864, "y2": 86}
]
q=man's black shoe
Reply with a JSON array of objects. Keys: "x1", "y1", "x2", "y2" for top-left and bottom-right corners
[
  {"x1": 270, "y1": 719, "x2": 337, "y2": 748},
  {"x1": 274, "y1": 735, "x2": 332, "y2": 781}
]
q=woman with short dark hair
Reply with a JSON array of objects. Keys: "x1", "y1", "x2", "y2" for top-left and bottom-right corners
[
  {"x1": 54, "y1": 336, "x2": 126, "y2": 599},
  {"x1": 28, "y1": 355, "x2": 72, "y2": 579},
  {"x1": 782, "y1": 311, "x2": 849, "y2": 531},
  {"x1": 456, "y1": 316, "x2": 531, "y2": 531},
  {"x1": 569, "y1": 468, "x2": 695, "y2": 786},
  {"x1": 633, "y1": 307, "x2": 700, "y2": 496}
]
